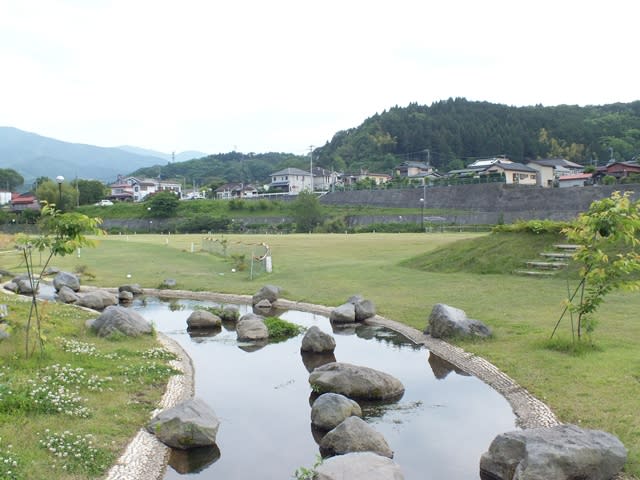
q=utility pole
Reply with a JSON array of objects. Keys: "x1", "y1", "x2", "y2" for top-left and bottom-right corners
[{"x1": 309, "y1": 145, "x2": 314, "y2": 192}]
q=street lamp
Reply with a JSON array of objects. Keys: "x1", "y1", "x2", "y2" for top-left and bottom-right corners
[
  {"x1": 55, "y1": 175, "x2": 64, "y2": 210},
  {"x1": 420, "y1": 197, "x2": 425, "y2": 232}
]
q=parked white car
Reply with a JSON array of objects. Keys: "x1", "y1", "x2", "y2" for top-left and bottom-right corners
[{"x1": 94, "y1": 199, "x2": 114, "y2": 206}]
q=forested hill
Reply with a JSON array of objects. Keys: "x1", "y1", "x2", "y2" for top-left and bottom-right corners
[
  {"x1": 130, "y1": 99, "x2": 640, "y2": 187},
  {"x1": 130, "y1": 151, "x2": 308, "y2": 188},
  {"x1": 314, "y1": 98, "x2": 640, "y2": 173}
]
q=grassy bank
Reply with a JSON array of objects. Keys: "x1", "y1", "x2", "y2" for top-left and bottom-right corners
[
  {"x1": 0, "y1": 231, "x2": 638, "y2": 477},
  {"x1": 0, "y1": 294, "x2": 178, "y2": 479}
]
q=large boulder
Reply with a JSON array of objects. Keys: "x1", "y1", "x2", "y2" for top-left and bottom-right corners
[
  {"x1": 425, "y1": 303, "x2": 492, "y2": 339},
  {"x1": 311, "y1": 393, "x2": 362, "y2": 431},
  {"x1": 319, "y1": 416, "x2": 393, "y2": 458},
  {"x1": 187, "y1": 310, "x2": 222, "y2": 330},
  {"x1": 252, "y1": 284, "x2": 281, "y2": 305},
  {"x1": 57, "y1": 285, "x2": 80, "y2": 304},
  {"x1": 53, "y1": 271, "x2": 80, "y2": 292},
  {"x1": 330, "y1": 303, "x2": 356, "y2": 324},
  {"x1": 315, "y1": 452, "x2": 404, "y2": 480},
  {"x1": 118, "y1": 290, "x2": 134, "y2": 303},
  {"x1": 309, "y1": 362, "x2": 404, "y2": 401},
  {"x1": 301, "y1": 326, "x2": 336, "y2": 353},
  {"x1": 480, "y1": 424, "x2": 627, "y2": 480},
  {"x1": 147, "y1": 398, "x2": 220, "y2": 449},
  {"x1": 77, "y1": 290, "x2": 118, "y2": 310},
  {"x1": 88, "y1": 305, "x2": 153, "y2": 337},
  {"x1": 348, "y1": 295, "x2": 377, "y2": 322},
  {"x1": 118, "y1": 283, "x2": 144, "y2": 295},
  {"x1": 10, "y1": 274, "x2": 37, "y2": 295},
  {"x1": 236, "y1": 313, "x2": 268, "y2": 341}
]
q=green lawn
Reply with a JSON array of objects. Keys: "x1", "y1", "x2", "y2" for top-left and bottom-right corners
[{"x1": 1, "y1": 232, "x2": 638, "y2": 478}]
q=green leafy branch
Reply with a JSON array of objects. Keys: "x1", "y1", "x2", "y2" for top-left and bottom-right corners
[
  {"x1": 552, "y1": 191, "x2": 640, "y2": 342},
  {"x1": 15, "y1": 203, "x2": 102, "y2": 357}
]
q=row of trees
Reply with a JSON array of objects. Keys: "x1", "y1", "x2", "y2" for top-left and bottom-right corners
[{"x1": 33, "y1": 178, "x2": 109, "y2": 210}]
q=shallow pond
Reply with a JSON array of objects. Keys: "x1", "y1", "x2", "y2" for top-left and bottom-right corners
[{"x1": 133, "y1": 296, "x2": 517, "y2": 480}]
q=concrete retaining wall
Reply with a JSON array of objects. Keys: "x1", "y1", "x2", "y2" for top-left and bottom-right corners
[
  {"x1": 95, "y1": 184, "x2": 640, "y2": 232},
  {"x1": 321, "y1": 184, "x2": 640, "y2": 224}
]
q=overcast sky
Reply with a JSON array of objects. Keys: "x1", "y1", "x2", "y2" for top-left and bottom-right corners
[{"x1": 0, "y1": 0, "x2": 637, "y2": 157}]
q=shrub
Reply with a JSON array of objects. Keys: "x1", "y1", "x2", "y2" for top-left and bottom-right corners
[
  {"x1": 264, "y1": 317, "x2": 305, "y2": 342},
  {"x1": 492, "y1": 219, "x2": 570, "y2": 234}
]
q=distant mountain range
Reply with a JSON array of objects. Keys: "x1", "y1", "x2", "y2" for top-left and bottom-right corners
[
  {"x1": 0, "y1": 126, "x2": 208, "y2": 188},
  {"x1": 116, "y1": 145, "x2": 208, "y2": 164}
]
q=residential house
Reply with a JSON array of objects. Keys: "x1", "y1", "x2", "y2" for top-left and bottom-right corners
[
  {"x1": 593, "y1": 161, "x2": 640, "y2": 183},
  {"x1": 268, "y1": 168, "x2": 312, "y2": 194},
  {"x1": 557, "y1": 173, "x2": 593, "y2": 188},
  {"x1": 215, "y1": 183, "x2": 259, "y2": 199},
  {"x1": 395, "y1": 161, "x2": 436, "y2": 179},
  {"x1": 446, "y1": 157, "x2": 513, "y2": 181},
  {"x1": 527, "y1": 158, "x2": 585, "y2": 187},
  {"x1": 340, "y1": 170, "x2": 391, "y2": 187},
  {"x1": 484, "y1": 161, "x2": 538, "y2": 185},
  {"x1": 10, "y1": 192, "x2": 40, "y2": 212},
  {"x1": 109, "y1": 175, "x2": 182, "y2": 202},
  {"x1": 312, "y1": 167, "x2": 340, "y2": 191}
]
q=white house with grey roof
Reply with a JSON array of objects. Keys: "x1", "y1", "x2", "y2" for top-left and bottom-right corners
[
  {"x1": 527, "y1": 158, "x2": 585, "y2": 187},
  {"x1": 268, "y1": 168, "x2": 313, "y2": 194}
]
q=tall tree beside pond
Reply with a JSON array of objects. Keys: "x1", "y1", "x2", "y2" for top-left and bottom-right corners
[{"x1": 15, "y1": 204, "x2": 102, "y2": 357}]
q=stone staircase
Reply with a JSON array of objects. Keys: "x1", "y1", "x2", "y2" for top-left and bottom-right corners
[{"x1": 514, "y1": 244, "x2": 578, "y2": 277}]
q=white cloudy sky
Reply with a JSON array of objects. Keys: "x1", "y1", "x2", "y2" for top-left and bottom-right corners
[{"x1": 0, "y1": 0, "x2": 637, "y2": 156}]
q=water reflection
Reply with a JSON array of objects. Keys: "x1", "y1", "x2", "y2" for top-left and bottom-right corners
[
  {"x1": 132, "y1": 296, "x2": 516, "y2": 480},
  {"x1": 428, "y1": 352, "x2": 471, "y2": 380},
  {"x1": 168, "y1": 445, "x2": 221, "y2": 474},
  {"x1": 187, "y1": 326, "x2": 222, "y2": 340},
  {"x1": 300, "y1": 352, "x2": 337, "y2": 373}
]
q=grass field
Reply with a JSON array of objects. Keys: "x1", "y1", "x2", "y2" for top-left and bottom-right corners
[{"x1": 1, "y1": 231, "x2": 639, "y2": 478}]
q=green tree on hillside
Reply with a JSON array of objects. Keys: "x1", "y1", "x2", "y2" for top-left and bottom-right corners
[{"x1": 0, "y1": 168, "x2": 24, "y2": 190}]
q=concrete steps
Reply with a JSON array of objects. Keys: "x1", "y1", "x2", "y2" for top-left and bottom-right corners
[{"x1": 515, "y1": 244, "x2": 577, "y2": 277}]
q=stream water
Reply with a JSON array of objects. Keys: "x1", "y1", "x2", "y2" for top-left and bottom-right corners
[{"x1": 126, "y1": 296, "x2": 518, "y2": 480}]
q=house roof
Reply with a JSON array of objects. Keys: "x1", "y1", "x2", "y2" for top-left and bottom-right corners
[
  {"x1": 397, "y1": 161, "x2": 430, "y2": 169},
  {"x1": 312, "y1": 167, "x2": 335, "y2": 176},
  {"x1": 215, "y1": 182, "x2": 258, "y2": 192},
  {"x1": 528, "y1": 158, "x2": 584, "y2": 169},
  {"x1": 11, "y1": 192, "x2": 38, "y2": 204},
  {"x1": 487, "y1": 162, "x2": 538, "y2": 173},
  {"x1": 271, "y1": 168, "x2": 311, "y2": 177},
  {"x1": 557, "y1": 173, "x2": 593, "y2": 181},
  {"x1": 468, "y1": 157, "x2": 512, "y2": 168}
]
